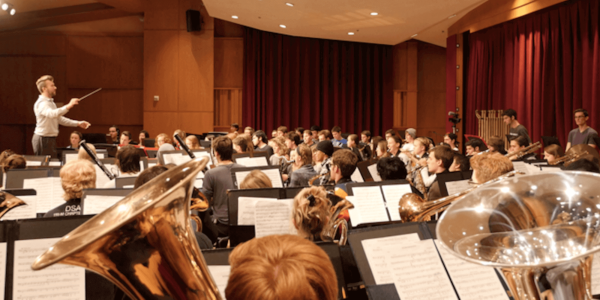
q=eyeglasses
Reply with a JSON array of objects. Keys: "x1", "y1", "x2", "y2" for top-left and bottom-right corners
[{"x1": 574, "y1": 116, "x2": 586, "y2": 119}]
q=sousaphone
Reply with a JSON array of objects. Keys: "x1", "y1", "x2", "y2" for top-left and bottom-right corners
[{"x1": 31, "y1": 157, "x2": 222, "y2": 300}]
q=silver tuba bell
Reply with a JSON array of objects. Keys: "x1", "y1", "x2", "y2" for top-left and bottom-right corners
[
  {"x1": 31, "y1": 157, "x2": 222, "y2": 300},
  {"x1": 437, "y1": 171, "x2": 600, "y2": 300}
]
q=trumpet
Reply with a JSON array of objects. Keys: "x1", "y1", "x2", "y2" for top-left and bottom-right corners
[
  {"x1": 31, "y1": 158, "x2": 222, "y2": 300},
  {"x1": 398, "y1": 170, "x2": 520, "y2": 223},
  {"x1": 505, "y1": 141, "x2": 541, "y2": 159}
]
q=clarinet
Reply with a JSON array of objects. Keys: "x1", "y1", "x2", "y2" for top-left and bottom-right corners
[
  {"x1": 175, "y1": 134, "x2": 195, "y2": 159},
  {"x1": 79, "y1": 140, "x2": 116, "y2": 180}
]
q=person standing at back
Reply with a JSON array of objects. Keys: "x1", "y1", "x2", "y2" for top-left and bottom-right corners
[
  {"x1": 32, "y1": 75, "x2": 90, "y2": 157},
  {"x1": 503, "y1": 109, "x2": 531, "y2": 144},
  {"x1": 566, "y1": 108, "x2": 598, "y2": 151}
]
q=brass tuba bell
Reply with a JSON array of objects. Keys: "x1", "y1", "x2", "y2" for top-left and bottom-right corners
[{"x1": 31, "y1": 157, "x2": 222, "y2": 300}]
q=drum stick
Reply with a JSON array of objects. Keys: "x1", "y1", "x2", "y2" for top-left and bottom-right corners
[{"x1": 79, "y1": 88, "x2": 102, "y2": 100}]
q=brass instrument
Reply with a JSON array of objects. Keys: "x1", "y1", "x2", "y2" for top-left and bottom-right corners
[
  {"x1": 398, "y1": 170, "x2": 520, "y2": 223},
  {"x1": 406, "y1": 165, "x2": 428, "y2": 201},
  {"x1": 563, "y1": 144, "x2": 600, "y2": 166},
  {"x1": 550, "y1": 150, "x2": 588, "y2": 166},
  {"x1": 0, "y1": 192, "x2": 26, "y2": 219},
  {"x1": 505, "y1": 141, "x2": 541, "y2": 160},
  {"x1": 322, "y1": 193, "x2": 355, "y2": 246},
  {"x1": 31, "y1": 157, "x2": 222, "y2": 300},
  {"x1": 437, "y1": 171, "x2": 600, "y2": 300}
]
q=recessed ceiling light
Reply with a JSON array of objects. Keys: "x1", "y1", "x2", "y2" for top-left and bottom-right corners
[
  {"x1": 286, "y1": 3, "x2": 294, "y2": 7},
  {"x1": 280, "y1": 25, "x2": 286, "y2": 28},
  {"x1": 1, "y1": 3, "x2": 8, "y2": 11},
  {"x1": 448, "y1": 14, "x2": 457, "y2": 19},
  {"x1": 232, "y1": 15, "x2": 239, "y2": 19},
  {"x1": 371, "y1": 12, "x2": 378, "y2": 16},
  {"x1": 348, "y1": 32, "x2": 355, "y2": 35},
  {"x1": 10, "y1": 8, "x2": 15, "y2": 15},
  {"x1": 411, "y1": 34, "x2": 418, "y2": 38}
]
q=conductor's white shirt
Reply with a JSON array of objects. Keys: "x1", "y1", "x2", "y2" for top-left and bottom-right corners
[{"x1": 33, "y1": 95, "x2": 79, "y2": 137}]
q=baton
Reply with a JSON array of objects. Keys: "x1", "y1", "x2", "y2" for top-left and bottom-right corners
[{"x1": 79, "y1": 88, "x2": 102, "y2": 101}]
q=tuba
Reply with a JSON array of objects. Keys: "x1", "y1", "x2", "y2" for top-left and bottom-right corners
[
  {"x1": 31, "y1": 157, "x2": 222, "y2": 300},
  {"x1": 437, "y1": 171, "x2": 600, "y2": 300},
  {"x1": 398, "y1": 170, "x2": 520, "y2": 223}
]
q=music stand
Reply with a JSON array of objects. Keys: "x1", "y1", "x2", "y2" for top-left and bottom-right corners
[
  {"x1": 464, "y1": 134, "x2": 488, "y2": 147},
  {"x1": 82, "y1": 133, "x2": 108, "y2": 144},
  {"x1": 142, "y1": 139, "x2": 156, "y2": 148},
  {"x1": 93, "y1": 144, "x2": 118, "y2": 157},
  {"x1": 541, "y1": 136, "x2": 561, "y2": 148}
]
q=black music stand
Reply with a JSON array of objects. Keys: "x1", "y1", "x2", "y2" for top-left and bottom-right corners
[
  {"x1": 436, "y1": 170, "x2": 472, "y2": 197},
  {"x1": 356, "y1": 158, "x2": 378, "y2": 182},
  {"x1": 541, "y1": 136, "x2": 561, "y2": 148},
  {"x1": 82, "y1": 133, "x2": 108, "y2": 144},
  {"x1": 4, "y1": 169, "x2": 53, "y2": 189},
  {"x1": 142, "y1": 139, "x2": 156, "y2": 148},
  {"x1": 230, "y1": 166, "x2": 283, "y2": 188}
]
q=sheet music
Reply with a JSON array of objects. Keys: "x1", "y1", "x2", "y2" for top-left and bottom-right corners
[
  {"x1": 525, "y1": 163, "x2": 541, "y2": 174},
  {"x1": 237, "y1": 197, "x2": 278, "y2": 225},
  {"x1": 1, "y1": 195, "x2": 37, "y2": 220},
  {"x1": 148, "y1": 162, "x2": 157, "y2": 168},
  {"x1": 163, "y1": 153, "x2": 183, "y2": 165},
  {"x1": 435, "y1": 240, "x2": 509, "y2": 300},
  {"x1": 347, "y1": 186, "x2": 389, "y2": 226},
  {"x1": 255, "y1": 200, "x2": 294, "y2": 237},
  {"x1": 94, "y1": 165, "x2": 113, "y2": 189},
  {"x1": 540, "y1": 166, "x2": 563, "y2": 173},
  {"x1": 26, "y1": 161, "x2": 42, "y2": 167},
  {"x1": 367, "y1": 163, "x2": 382, "y2": 181},
  {"x1": 381, "y1": 184, "x2": 412, "y2": 221},
  {"x1": 236, "y1": 169, "x2": 283, "y2": 188},
  {"x1": 13, "y1": 238, "x2": 85, "y2": 300},
  {"x1": 208, "y1": 265, "x2": 230, "y2": 298},
  {"x1": 512, "y1": 161, "x2": 530, "y2": 175},
  {"x1": 351, "y1": 168, "x2": 364, "y2": 183},
  {"x1": 49, "y1": 161, "x2": 61, "y2": 167},
  {"x1": 234, "y1": 171, "x2": 251, "y2": 187},
  {"x1": 237, "y1": 157, "x2": 269, "y2": 167},
  {"x1": 194, "y1": 152, "x2": 213, "y2": 168},
  {"x1": 0, "y1": 243, "x2": 6, "y2": 300},
  {"x1": 362, "y1": 233, "x2": 421, "y2": 284},
  {"x1": 64, "y1": 153, "x2": 79, "y2": 164},
  {"x1": 83, "y1": 195, "x2": 124, "y2": 215},
  {"x1": 445, "y1": 179, "x2": 471, "y2": 196},
  {"x1": 23, "y1": 177, "x2": 63, "y2": 213}
]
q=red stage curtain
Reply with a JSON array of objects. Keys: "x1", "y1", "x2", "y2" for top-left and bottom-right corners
[
  {"x1": 464, "y1": 0, "x2": 600, "y2": 147},
  {"x1": 242, "y1": 27, "x2": 394, "y2": 136}
]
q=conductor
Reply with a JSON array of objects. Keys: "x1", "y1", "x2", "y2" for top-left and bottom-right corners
[{"x1": 32, "y1": 75, "x2": 91, "y2": 158}]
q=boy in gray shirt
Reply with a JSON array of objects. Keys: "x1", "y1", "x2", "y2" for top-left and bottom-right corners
[
  {"x1": 566, "y1": 108, "x2": 598, "y2": 151},
  {"x1": 503, "y1": 109, "x2": 532, "y2": 144}
]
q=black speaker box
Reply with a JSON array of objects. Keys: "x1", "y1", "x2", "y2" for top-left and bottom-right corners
[{"x1": 186, "y1": 10, "x2": 202, "y2": 32}]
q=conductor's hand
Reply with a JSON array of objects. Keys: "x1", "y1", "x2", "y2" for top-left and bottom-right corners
[
  {"x1": 79, "y1": 121, "x2": 91, "y2": 129},
  {"x1": 66, "y1": 98, "x2": 80, "y2": 110}
]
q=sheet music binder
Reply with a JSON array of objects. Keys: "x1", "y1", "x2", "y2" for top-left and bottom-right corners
[
  {"x1": 356, "y1": 158, "x2": 378, "y2": 182},
  {"x1": 347, "y1": 222, "x2": 430, "y2": 300},
  {"x1": 346, "y1": 180, "x2": 416, "y2": 227},
  {"x1": 227, "y1": 187, "x2": 303, "y2": 246},
  {"x1": 4, "y1": 168, "x2": 53, "y2": 189},
  {"x1": 436, "y1": 170, "x2": 472, "y2": 197},
  {"x1": 230, "y1": 166, "x2": 283, "y2": 188},
  {"x1": 81, "y1": 188, "x2": 133, "y2": 214},
  {"x1": 9, "y1": 216, "x2": 117, "y2": 300}
]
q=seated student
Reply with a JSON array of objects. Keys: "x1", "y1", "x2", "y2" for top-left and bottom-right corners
[
  {"x1": 385, "y1": 129, "x2": 396, "y2": 140},
  {"x1": 138, "y1": 130, "x2": 149, "y2": 145},
  {"x1": 201, "y1": 137, "x2": 243, "y2": 241},
  {"x1": 157, "y1": 142, "x2": 176, "y2": 165},
  {"x1": 426, "y1": 146, "x2": 455, "y2": 201},
  {"x1": 330, "y1": 149, "x2": 358, "y2": 193},
  {"x1": 230, "y1": 123, "x2": 240, "y2": 133},
  {"x1": 0, "y1": 149, "x2": 15, "y2": 167},
  {"x1": 268, "y1": 138, "x2": 287, "y2": 166},
  {"x1": 173, "y1": 129, "x2": 186, "y2": 149},
  {"x1": 295, "y1": 127, "x2": 305, "y2": 142},
  {"x1": 285, "y1": 132, "x2": 301, "y2": 151},
  {"x1": 544, "y1": 144, "x2": 564, "y2": 164},
  {"x1": 387, "y1": 135, "x2": 402, "y2": 157},
  {"x1": 318, "y1": 130, "x2": 332, "y2": 142},
  {"x1": 470, "y1": 152, "x2": 514, "y2": 184},
  {"x1": 346, "y1": 134, "x2": 364, "y2": 162},
  {"x1": 276, "y1": 126, "x2": 288, "y2": 138},
  {"x1": 449, "y1": 153, "x2": 470, "y2": 172},
  {"x1": 487, "y1": 136, "x2": 507, "y2": 155},
  {"x1": 104, "y1": 145, "x2": 141, "y2": 188},
  {"x1": 68, "y1": 131, "x2": 82, "y2": 149},
  {"x1": 291, "y1": 186, "x2": 333, "y2": 241},
  {"x1": 331, "y1": 126, "x2": 347, "y2": 147},
  {"x1": 360, "y1": 130, "x2": 372, "y2": 146},
  {"x1": 233, "y1": 136, "x2": 253, "y2": 154},
  {"x1": 404, "y1": 137, "x2": 430, "y2": 185},
  {"x1": 77, "y1": 143, "x2": 97, "y2": 161},
  {"x1": 302, "y1": 130, "x2": 317, "y2": 150},
  {"x1": 443, "y1": 133, "x2": 459, "y2": 151},
  {"x1": 402, "y1": 128, "x2": 416, "y2": 153},
  {"x1": 271, "y1": 129, "x2": 278, "y2": 139},
  {"x1": 244, "y1": 126, "x2": 254, "y2": 137},
  {"x1": 108, "y1": 125, "x2": 120, "y2": 144},
  {"x1": 120, "y1": 131, "x2": 133, "y2": 147},
  {"x1": 45, "y1": 159, "x2": 95, "y2": 218},
  {"x1": 3, "y1": 155, "x2": 26, "y2": 172},
  {"x1": 375, "y1": 140, "x2": 389, "y2": 159},
  {"x1": 289, "y1": 145, "x2": 317, "y2": 187},
  {"x1": 185, "y1": 135, "x2": 202, "y2": 150},
  {"x1": 310, "y1": 125, "x2": 321, "y2": 141},
  {"x1": 313, "y1": 141, "x2": 334, "y2": 185},
  {"x1": 134, "y1": 165, "x2": 169, "y2": 188},
  {"x1": 465, "y1": 139, "x2": 487, "y2": 156},
  {"x1": 155, "y1": 133, "x2": 172, "y2": 148},
  {"x1": 240, "y1": 169, "x2": 273, "y2": 189},
  {"x1": 225, "y1": 234, "x2": 338, "y2": 300},
  {"x1": 508, "y1": 135, "x2": 536, "y2": 160},
  {"x1": 376, "y1": 157, "x2": 407, "y2": 180},
  {"x1": 253, "y1": 130, "x2": 274, "y2": 157}
]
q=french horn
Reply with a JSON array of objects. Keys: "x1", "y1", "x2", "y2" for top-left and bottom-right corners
[
  {"x1": 437, "y1": 171, "x2": 600, "y2": 300},
  {"x1": 31, "y1": 157, "x2": 222, "y2": 300},
  {"x1": 0, "y1": 191, "x2": 26, "y2": 219}
]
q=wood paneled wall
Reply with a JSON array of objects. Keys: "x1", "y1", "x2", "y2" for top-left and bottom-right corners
[
  {"x1": 0, "y1": 31, "x2": 143, "y2": 155},
  {"x1": 392, "y1": 40, "x2": 446, "y2": 144}
]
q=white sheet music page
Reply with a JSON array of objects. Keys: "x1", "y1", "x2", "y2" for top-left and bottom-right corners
[
  {"x1": 435, "y1": 240, "x2": 508, "y2": 300},
  {"x1": 194, "y1": 152, "x2": 213, "y2": 168},
  {"x1": 26, "y1": 161, "x2": 42, "y2": 167},
  {"x1": 13, "y1": 238, "x2": 85, "y2": 300},
  {"x1": 94, "y1": 165, "x2": 112, "y2": 189},
  {"x1": 237, "y1": 157, "x2": 269, "y2": 167},
  {"x1": 254, "y1": 201, "x2": 294, "y2": 237},
  {"x1": 0, "y1": 242, "x2": 6, "y2": 300},
  {"x1": 237, "y1": 197, "x2": 278, "y2": 225},
  {"x1": 511, "y1": 161, "x2": 530, "y2": 175},
  {"x1": 391, "y1": 238, "x2": 458, "y2": 300},
  {"x1": 163, "y1": 153, "x2": 183, "y2": 165},
  {"x1": 51, "y1": 177, "x2": 64, "y2": 210},
  {"x1": 361, "y1": 233, "x2": 421, "y2": 284},
  {"x1": 446, "y1": 179, "x2": 472, "y2": 196},
  {"x1": 208, "y1": 265, "x2": 230, "y2": 298},
  {"x1": 262, "y1": 169, "x2": 284, "y2": 188},
  {"x1": 347, "y1": 186, "x2": 389, "y2": 226},
  {"x1": 351, "y1": 168, "x2": 364, "y2": 183},
  {"x1": 2, "y1": 195, "x2": 37, "y2": 220},
  {"x1": 367, "y1": 164, "x2": 382, "y2": 181},
  {"x1": 381, "y1": 184, "x2": 412, "y2": 221},
  {"x1": 592, "y1": 253, "x2": 600, "y2": 294},
  {"x1": 49, "y1": 161, "x2": 61, "y2": 167},
  {"x1": 83, "y1": 195, "x2": 124, "y2": 215},
  {"x1": 234, "y1": 171, "x2": 251, "y2": 188},
  {"x1": 64, "y1": 153, "x2": 79, "y2": 164},
  {"x1": 540, "y1": 166, "x2": 563, "y2": 173},
  {"x1": 23, "y1": 177, "x2": 62, "y2": 213}
]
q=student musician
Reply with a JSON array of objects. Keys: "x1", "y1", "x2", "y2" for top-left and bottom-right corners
[
  {"x1": 233, "y1": 136, "x2": 253, "y2": 154},
  {"x1": 185, "y1": 135, "x2": 202, "y2": 150},
  {"x1": 503, "y1": 109, "x2": 531, "y2": 144},
  {"x1": 138, "y1": 130, "x2": 149, "y2": 145},
  {"x1": 230, "y1": 123, "x2": 240, "y2": 133},
  {"x1": 449, "y1": 153, "x2": 470, "y2": 172},
  {"x1": 465, "y1": 139, "x2": 487, "y2": 156},
  {"x1": 508, "y1": 136, "x2": 536, "y2": 161},
  {"x1": 331, "y1": 126, "x2": 347, "y2": 147},
  {"x1": 566, "y1": 108, "x2": 598, "y2": 151},
  {"x1": 291, "y1": 186, "x2": 334, "y2": 242},
  {"x1": 68, "y1": 131, "x2": 82, "y2": 149},
  {"x1": 120, "y1": 131, "x2": 133, "y2": 147},
  {"x1": 2, "y1": 155, "x2": 26, "y2": 172},
  {"x1": 425, "y1": 146, "x2": 455, "y2": 201},
  {"x1": 269, "y1": 138, "x2": 286, "y2": 166},
  {"x1": 330, "y1": 149, "x2": 359, "y2": 193},
  {"x1": 310, "y1": 125, "x2": 321, "y2": 141},
  {"x1": 347, "y1": 134, "x2": 365, "y2": 162},
  {"x1": 470, "y1": 152, "x2": 514, "y2": 184},
  {"x1": 302, "y1": 130, "x2": 317, "y2": 150},
  {"x1": 45, "y1": 159, "x2": 95, "y2": 218},
  {"x1": 312, "y1": 141, "x2": 334, "y2": 185},
  {"x1": 253, "y1": 130, "x2": 274, "y2": 157},
  {"x1": 487, "y1": 136, "x2": 507, "y2": 155},
  {"x1": 285, "y1": 132, "x2": 301, "y2": 151},
  {"x1": 376, "y1": 157, "x2": 407, "y2": 180},
  {"x1": 406, "y1": 137, "x2": 432, "y2": 187},
  {"x1": 318, "y1": 130, "x2": 332, "y2": 141},
  {"x1": 443, "y1": 133, "x2": 459, "y2": 151},
  {"x1": 108, "y1": 125, "x2": 120, "y2": 144},
  {"x1": 240, "y1": 170, "x2": 273, "y2": 189},
  {"x1": 402, "y1": 128, "x2": 417, "y2": 152},
  {"x1": 103, "y1": 145, "x2": 141, "y2": 188},
  {"x1": 360, "y1": 130, "x2": 372, "y2": 146},
  {"x1": 375, "y1": 140, "x2": 389, "y2": 159},
  {"x1": 544, "y1": 144, "x2": 564, "y2": 164},
  {"x1": 289, "y1": 145, "x2": 317, "y2": 187},
  {"x1": 276, "y1": 126, "x2": 288, "y2": 137},
  {"x1": 386, "y1": 135, "x2": 402, "y2": 157}
]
